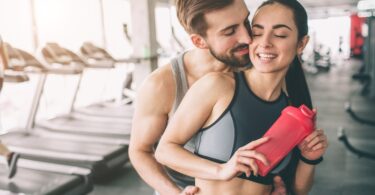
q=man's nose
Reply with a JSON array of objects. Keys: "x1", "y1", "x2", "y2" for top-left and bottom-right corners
[{"x1": 238, "y1": 25, "x2": 252, "y2": 44}]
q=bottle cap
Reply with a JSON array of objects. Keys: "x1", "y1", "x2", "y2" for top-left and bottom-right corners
[{"x1": 300, "y1": 105, "x2": 315, "y2": 119}]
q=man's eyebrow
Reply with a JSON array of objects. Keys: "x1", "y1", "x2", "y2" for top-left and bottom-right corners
[
  {"x1": 251, "y1": 24, "x2": 292, "y2": 31},
  {"x1": 220, "y1": 12, "x2": 251, "y2": 33},
  {"x1": 220, "y1": 24, "x2": 238, "y2": 33}
]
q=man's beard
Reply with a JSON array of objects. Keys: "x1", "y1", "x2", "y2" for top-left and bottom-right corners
[{"x1": 209, "y1": 43, "x2": 251, "y2": 68}]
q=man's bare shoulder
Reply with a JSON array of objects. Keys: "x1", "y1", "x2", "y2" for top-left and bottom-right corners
[
  {"x1": 139, "y1": 64, "x2": 175, "y2": 95},
  {"x1": 136, "y1": 64, "x2": 176, "y2": 113}
]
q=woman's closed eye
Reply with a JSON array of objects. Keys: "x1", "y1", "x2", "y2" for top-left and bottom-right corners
[
  {"x1": 251, "y1": 33, "x2": 288, "y2": 38},
  {"x1": 251, "y1": 30, "x2": 262, "y2": 37},
  {"x1": 274, "y1": 34, "x2": 287, "y2": 38}
]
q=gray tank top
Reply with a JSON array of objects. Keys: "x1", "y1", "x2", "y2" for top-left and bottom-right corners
[{"x1": 165, "y1": 51, "x2": 195, "y2": 187}]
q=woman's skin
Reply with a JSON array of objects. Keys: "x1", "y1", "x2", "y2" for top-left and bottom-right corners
[{"x1": 156, "y1": 3, "x2": 328, "y2": 195}]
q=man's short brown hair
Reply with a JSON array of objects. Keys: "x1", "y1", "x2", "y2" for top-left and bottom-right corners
[{"x1": 175, "y1": 0, "x2": 234, "y2": 36}]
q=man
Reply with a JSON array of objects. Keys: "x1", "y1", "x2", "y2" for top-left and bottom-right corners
[{"x1": 129, "y1": 0, "x2": 286, "y2": 194}]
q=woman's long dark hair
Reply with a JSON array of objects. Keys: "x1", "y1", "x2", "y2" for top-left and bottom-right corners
[
  {"x1": 257, "y1": 0, "x2": 312, "y2": 109},
  {"x1": 256, "y1": 1, "x2": 312, "y2": 194}
]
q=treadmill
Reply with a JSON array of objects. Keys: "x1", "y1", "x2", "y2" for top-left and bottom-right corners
[
  {"x1": 74, "y1": 42, "x2": 135, "y2": 119},
  {"x1": 34, "y1": 43, "x2": 132, "y2": 144},
  {"x1": 0, "y1": 42, "x2": 129, "y2": 181},
  {"x1": 0, "y1": 159, "x2": 93, "y2": 195},
  {"x1": 0, "y1": 38, "x2": 92, "y2": 195}
]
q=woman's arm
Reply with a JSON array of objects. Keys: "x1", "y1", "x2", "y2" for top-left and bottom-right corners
[
  {"x1": 156, "y1": 73, "x2": 229, "y2": 180},
  {"x1": 155, "y1": 73, "x2": 269, "y2": 181},
  {"x1": 293, "y1": 129, "x2": 328, "y2": 195}
]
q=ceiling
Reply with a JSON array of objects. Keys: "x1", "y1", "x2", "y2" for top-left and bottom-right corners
[
  {"x1": 245, "y1": 0, "x2": 361, "y2": 19},
  {"x1": 245, "y1": 0, "x2": 359, "y2": 19},
  {"x1": 159, "y1": 0, "x2": 363, "y2": 19}
]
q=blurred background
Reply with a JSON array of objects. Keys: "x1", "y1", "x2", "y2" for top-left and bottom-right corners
[{"x1": 0, "y1": 0, "x2": 374, "y2": 194}]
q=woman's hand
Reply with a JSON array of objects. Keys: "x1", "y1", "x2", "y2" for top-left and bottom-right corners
[
  {"x1": 218, "y1": 137, "x2": 270, "y2": 181},
  {"x1": 298, "y1": 129, "x2": 328, "y2": 161}
]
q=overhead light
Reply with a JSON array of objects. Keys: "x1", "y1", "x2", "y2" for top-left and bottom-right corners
[{"x1": 357, "y1": 0, "x2": 375, "y2": 11}]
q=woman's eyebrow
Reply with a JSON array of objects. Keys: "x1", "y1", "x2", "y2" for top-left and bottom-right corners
[
  {"x1": 252, "y1": 23, "x2": 292, "y2": 31},
  {"x1": 273, "y1": 24, "x2": 292, "y2": 31}
]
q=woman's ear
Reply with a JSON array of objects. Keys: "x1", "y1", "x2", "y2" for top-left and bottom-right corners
[
  {"x1": 190, "y1": 34, "x2": 208, "y2": 49},
  {"x1": 297, "y1": 35, "x2": 310, "y2": 55}
]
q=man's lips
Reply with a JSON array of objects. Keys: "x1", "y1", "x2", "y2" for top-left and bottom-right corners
[{"x1": 233, "y1": 45, "x2": 249, "y2": 55}]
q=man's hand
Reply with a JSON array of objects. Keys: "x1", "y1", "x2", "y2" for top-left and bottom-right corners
[
  {"x1": 271, "y1": 176, "x2": 287, "y2": 195},
  {"x1": 179, "y1": 186, "x2": 199, "y2": 195}
]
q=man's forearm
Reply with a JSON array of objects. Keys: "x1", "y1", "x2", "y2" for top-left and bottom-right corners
[
  {"x1": 130, "y1": 149, "x2": 181, "y2": 195},
  {"x1": 293, "y1": 161, "x2": 315, "y2": 195}
]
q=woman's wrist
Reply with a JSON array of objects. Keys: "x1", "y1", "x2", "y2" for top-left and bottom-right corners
[
  {"x1": 216, "y1": 163, "x2": 225, "y2": 180},
  {"x1": 298, "y1": 152, "x2": 323, "y2": 165}
]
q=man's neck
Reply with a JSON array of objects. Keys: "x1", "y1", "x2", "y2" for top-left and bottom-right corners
[{"x1": 184, "y1": 49, "x2": 232, "y2": 81}]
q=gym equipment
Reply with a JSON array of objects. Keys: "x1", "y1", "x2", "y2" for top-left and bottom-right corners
[
  {"x1": 351, "y1": 16, "x2": 375, "y2": 97},
  {"x1": 339, "y1": 16, "x2": 375, "y2": 160},
  {"x1": 0, "y1": 160, "x2": 93, "y2": 195},
  {"x1": 345, "y1": 102, "x2": 375, "y2": 126},
  {"x1": 34, "y1": 43, "x2": 132, "y2": 145},
  {"x1": 0, "y1": 36, "x2": 92, "y2": 194},
  {"x1": 0, "y1": 41, "x2": 129, "y2": 181},
  {"x1": 337, "y1": 127, "x2": 375, "y2": 160},
  {"x1": 74, "y1": 42, "x2": 135, "y2": 119}
]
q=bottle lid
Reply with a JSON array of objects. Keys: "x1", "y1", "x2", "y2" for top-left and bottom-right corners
[{"x1": 299, "y1": 105, "x2": 315, "y2": 119}]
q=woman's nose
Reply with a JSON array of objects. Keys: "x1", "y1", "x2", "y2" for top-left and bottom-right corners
[{"x1": 259, "y1": 34, "x2": 273, "y2": 48}]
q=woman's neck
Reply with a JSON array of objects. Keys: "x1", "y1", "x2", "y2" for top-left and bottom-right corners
[{"x1": 245, "y1": 68, "x2": 288, "y2": 102}]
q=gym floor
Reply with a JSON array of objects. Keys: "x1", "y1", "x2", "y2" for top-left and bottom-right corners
[{"x1": 90, "y1": 59, "x2": 375, "y2": 195}]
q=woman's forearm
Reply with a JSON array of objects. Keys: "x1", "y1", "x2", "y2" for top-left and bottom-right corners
[
  {"x1": 156, "y1": 142, "x2": 222, "y2": 181},
  {"x1": 293, "y1": 160, "x2": 315, "y2": 195}
]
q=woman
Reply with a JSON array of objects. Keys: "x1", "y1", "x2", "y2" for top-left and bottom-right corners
[{"x1": 156, "y1": 0, "x2": 328, "y2": 194}]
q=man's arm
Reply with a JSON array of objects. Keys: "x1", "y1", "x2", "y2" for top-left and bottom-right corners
[{"x1": 129, "y1": 68, "x2": 182, "y2": 195}]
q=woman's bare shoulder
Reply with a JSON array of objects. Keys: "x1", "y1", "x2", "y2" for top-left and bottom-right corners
[{"x1": 188, "y1": 72, "x2": 235, "y2": 98}]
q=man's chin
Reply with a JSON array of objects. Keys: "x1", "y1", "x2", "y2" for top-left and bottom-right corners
[{"x1": 236, "y1": 57, "x2": 250, "y2": 67}]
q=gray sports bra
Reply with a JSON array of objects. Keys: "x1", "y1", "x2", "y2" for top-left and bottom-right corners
[{"x1": 195, "y1": 71, "x2": 293, "y2": 185}]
